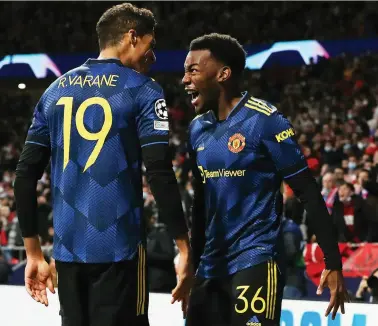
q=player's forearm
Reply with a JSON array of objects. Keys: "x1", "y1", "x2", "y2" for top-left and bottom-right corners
[
  {"x1": 174, "y1": 233, "x2": 191, "y2": 256},
  {"x1": 190, "y1": 178, "x2": 206, "y2": 270},
  {"x1": 14, "y1": 175, "x2": 39, "y2": 238},
  {"x1": 285, "y1": 168, "x2": 342, "y2": 270},
  {"x1": 142, "y1": 144, "x2": 189, "y2": 240},
  {"x1": 14, "y1": 143, "x2": 50, "y2": 238},
  {"x1": 23, "y1": 236, "x2": 44, "y2": 260},
  {"x1": 146, "y1": 169, "x2": 189, "y2": 239}
]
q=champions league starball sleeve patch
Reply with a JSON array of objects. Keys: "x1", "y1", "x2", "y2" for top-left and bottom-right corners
[{"x1": 154, "y1": 99, "x2": 168, "y2": 120}]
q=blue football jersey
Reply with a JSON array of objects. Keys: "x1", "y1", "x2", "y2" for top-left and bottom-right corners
[
  {"x1": 26, "y1": 58, "x2": 170, "y2": 263},
  {"x1": 188, "y1": 92, "x2": 308, "y2": 278}
]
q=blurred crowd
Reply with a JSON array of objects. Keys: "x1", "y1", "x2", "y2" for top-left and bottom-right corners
[{"x1": 1, "y1": 2, "x2": 378, "y2": 54}]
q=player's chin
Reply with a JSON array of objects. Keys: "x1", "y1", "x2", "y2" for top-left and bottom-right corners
[
  {"x1": 192, "y1": 96, "x2": 204, "y2": 113},
  {"x1": 194, "y1": 103, "x2": 206, "y2": 115}
]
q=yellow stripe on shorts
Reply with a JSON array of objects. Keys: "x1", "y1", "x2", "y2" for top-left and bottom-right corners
[
  {"x1": 266, "y1": 260, "x2": 278, "y2": 320},
  {"x1": 137, "y1": 245, "x2": 146, "y2": 316}
]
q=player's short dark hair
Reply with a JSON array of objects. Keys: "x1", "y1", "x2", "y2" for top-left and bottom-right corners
[
  {"x1": 96, "y1": 3, "x2": 156, "y2": 50},
  {"x1": 189, "y1": 33, "x2": 246, "y2": 78}
]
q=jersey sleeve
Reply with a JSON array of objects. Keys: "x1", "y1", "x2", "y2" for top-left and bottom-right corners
[
  {"x1": 135, "y1": 79, "x2": 169, "y2": 148},
  {"x1": 261, "y1": 113, "x2": 308, "y2": 179},
  {"x1": 25, "y1": 96, "x2": 50, "y2": 148}
]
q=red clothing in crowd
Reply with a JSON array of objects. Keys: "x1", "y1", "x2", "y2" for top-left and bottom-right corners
[
  {"x1": 342, "y1": 201, "x2": 360, "y2": 243},
  {"x1": 322, "y1": 187, "x2": 338, "y2": 214},
  {"x1": 304, "y1": 243, "x2": 353, "y2": 285},
  {"x1": 0, "y1": 229, "x2": 7, "y2": 246}
]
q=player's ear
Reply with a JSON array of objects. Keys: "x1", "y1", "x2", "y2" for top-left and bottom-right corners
[
  {"x1": 218, "y1": 66, "x2": 232, "y2": 83},
  {"x1": 128, "y1": 29, "x2": 138, "y2": 46}
]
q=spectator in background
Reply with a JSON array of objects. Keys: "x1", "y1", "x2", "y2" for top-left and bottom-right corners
[
  {"x1": 332, "y1": 182, "x2": 369, "y2": 243},
  {"x1": 354, "y1": 169, "x2": 370, "y2": 198},
  {"x1": 322, "y1": 140, "x2": 344, "y2": 168},
  {"x1": 321, "y1": 172, "x2": 338, "y2": 214},
  {"x1": 36, "y1": 194, "x2": 52, "y2": 244},
  {"x1": 146, "y1": 215, "x2": 177, "y2": 293},
  {"x1": 358, "y1": 169, "x2": 378, "y2": 242},
  {"x1": 355, "y1": 269, "x2": 378, "y2": 303},
  {"x1": 334, "y1": 167, "x2": 346, "y2": 186},
  {"x1": 282, "y1": 216, "x2": 307, "y2": 299},
  {"x1": 0, "y1": 248, "x2": 11, "y2": 284}
]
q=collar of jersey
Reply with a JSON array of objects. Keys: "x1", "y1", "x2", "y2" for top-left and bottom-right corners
[
  {"x1": 212, "y1": 91, "x2": 249, "y2": 123},
  {"x1": 84, "y1": 58, "x2": 124, "y2": 67}
]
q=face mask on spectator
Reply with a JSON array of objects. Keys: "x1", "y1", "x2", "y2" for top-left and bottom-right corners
[
  {"x1": 348, "y1": 162, "x2": 357, "y2": 170},
  {"x1": 343, "y1": 144, "x2": 351, "y2": 150},
  {"x1": 3, "y1": 176, "x2": 10, "y2": 183},
  {"x1": 357, "y1": 142, "x2": 365, "y2": 150},
  {"x1": 347, "y1": 113, "x2": 354, "y2": 120},
  {"x1": 324, "y1": 146, "x2": 332, "y2": 152}
]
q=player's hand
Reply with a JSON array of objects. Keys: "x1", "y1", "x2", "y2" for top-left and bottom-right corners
[
  {"x1": 171, "y1": 253, "x2": 194, "y2": 307},
  {"x1": 317, "y1": 270, "x2": 350, "y2": 320},
  {"x1": 25, "y1": 257, "x2": 56, "y2": 306},
  {"x1": 181, "y1": 293, "x2": 189, "y2": 319},
  {"x1": 49, "y1": 257, "x2": 58, "y2": 288}
]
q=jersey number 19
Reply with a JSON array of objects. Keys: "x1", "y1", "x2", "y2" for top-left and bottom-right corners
[{"x1": 57, "y1": 96, "x2": 112, "y2": 172}]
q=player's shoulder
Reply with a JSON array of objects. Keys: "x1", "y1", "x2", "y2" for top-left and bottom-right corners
[
  {"x1": 47, "y1": 65, "x2": 84, "y2": 90},
  {"x1": 243, "y1": 95, "x2": 279, "y2": 118},
  {"x1": 188, "y1": 110, "x2": 212, "y2": 132},
  {"x1": 243, "y1": 95, "x2": 291, "y2": 127},
  {"x1": 137, "y1": 76, "x2": 164, "y2": 94},
  {"x1": 188, "y1": 111, "x2": 213, "y2": 144}
]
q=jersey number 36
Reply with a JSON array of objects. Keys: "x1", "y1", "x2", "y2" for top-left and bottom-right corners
[{"x1": 57, "y1": 96, "x2": 112, "y2": 172}]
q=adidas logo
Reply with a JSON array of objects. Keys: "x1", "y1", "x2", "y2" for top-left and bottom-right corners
[{"x1": 246, "y1": 315, "x2": 261, "y2": 326}]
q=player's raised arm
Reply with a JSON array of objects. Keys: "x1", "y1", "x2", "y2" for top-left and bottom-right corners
[
  {"x1": 14, "y1": 96, "x2": 55, "y2": 306},
  {"x1": 187, "y1": 138, "x2": 206, "y2": 272},
  {"x1": 261, "y1": 111, "x2": 349, "y2": 319},
  {"x1": 135, "y1": 79, "x2": 194, "y2": 304}
]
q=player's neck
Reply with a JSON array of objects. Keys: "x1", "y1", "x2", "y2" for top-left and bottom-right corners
[
  {"x1": 98, "y1": 48, "x2": 122, "y2": 62},
  {"x1": 216, "y1": 90, "x2": 242, "y2": 121}
]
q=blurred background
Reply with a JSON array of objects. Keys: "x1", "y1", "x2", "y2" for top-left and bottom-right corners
[{"x1": 1, "y1": 1, "x2": 378, "y2": 310}]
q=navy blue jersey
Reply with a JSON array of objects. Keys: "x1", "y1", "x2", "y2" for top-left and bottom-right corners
[
  {"x1": 26, "y1": 58, "x2": 170, "y2": 263},
  {"x1": 188, "y1": 92, "x2": 308, "y2": 278}
]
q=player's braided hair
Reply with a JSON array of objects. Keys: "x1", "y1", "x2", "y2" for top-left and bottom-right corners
[
  {"x1": 189, "y1": 33, "x2": 247, "y2": 79},
  {"x1": 96, "y1": 3, "x2": 156, "y2": 50}
]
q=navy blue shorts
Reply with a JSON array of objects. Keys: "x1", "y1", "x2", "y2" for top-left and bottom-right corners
[{"x1": 186, "y1": 260, "x2": 284, "y2": 326}]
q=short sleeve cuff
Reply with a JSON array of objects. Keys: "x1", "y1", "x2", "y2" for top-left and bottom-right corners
[
  {"x1": 281, "y1": 161, "x2": 308, "y2": 179},
  {"x1": 140, "y1": 135, "x2": 169, "y2": 148},
  {"x1": 26, "y1": 134, "x2": 50, "y2": 148}
]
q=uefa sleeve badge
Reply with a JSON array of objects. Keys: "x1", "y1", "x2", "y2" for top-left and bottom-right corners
[{"x1": 154, "y1": 99, "x2": 168, "y2": 120}]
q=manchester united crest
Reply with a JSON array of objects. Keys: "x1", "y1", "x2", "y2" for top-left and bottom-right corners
[{"x1": 228, "y1": 133, "x2": 246, "y2": 153}]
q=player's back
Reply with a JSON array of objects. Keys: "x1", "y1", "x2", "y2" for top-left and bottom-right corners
[{"x1": 30, "y1": 58, "x2": 166, "y2": 263}]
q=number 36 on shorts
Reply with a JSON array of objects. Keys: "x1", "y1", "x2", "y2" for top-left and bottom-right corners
[{"x1": 235, "y1": 261, "x2": 279, "y2": 321}]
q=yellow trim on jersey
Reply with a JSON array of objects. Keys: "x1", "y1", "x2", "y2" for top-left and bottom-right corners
[
  {"x1": 245, "y1": 103, "x2": 271, "y2": 116},
  {"x1": 248, "y1": 96, "x2": 274, "y2": 113},
  {"x1": 137, "y1": 245, "x2": 146, "y2": 316},
  {"x1": 246, "y1": 97, "x2": 273, "y2": 116},
  {"x1": 266, "y1": 260, "x2": 278, "y2": 320},
  {"x1": 248, "y1": 98, "x2": 273, "y2": 113}
]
